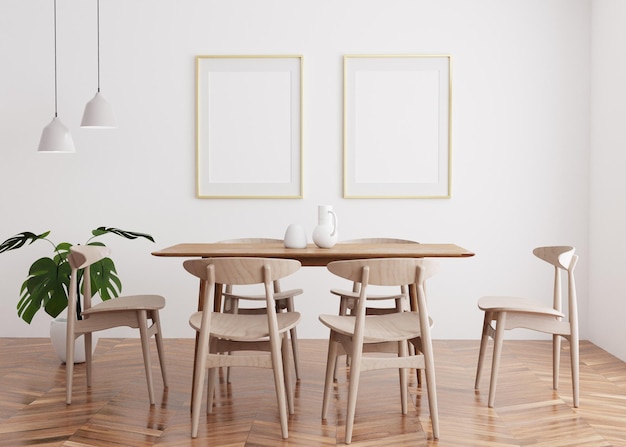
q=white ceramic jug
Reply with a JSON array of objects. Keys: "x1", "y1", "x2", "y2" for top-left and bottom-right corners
[{"x1": 312, "y1": 205, "x2": 338, "y2": 248}]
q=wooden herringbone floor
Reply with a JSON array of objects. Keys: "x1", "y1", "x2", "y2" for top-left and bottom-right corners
[{"x1": 1, "y1": 338, "x2": 625, "y2": 446}]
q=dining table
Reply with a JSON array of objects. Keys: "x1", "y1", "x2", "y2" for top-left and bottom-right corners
[
  {"x1": 152, "y1": 241, "x2": 473, "y2": 264},
  {"x1": 152, "y1": 241, "x2": 474, "y2": 408},
  {"x1": 152, "y1": 241, "x2": 474, "y2": 312}
]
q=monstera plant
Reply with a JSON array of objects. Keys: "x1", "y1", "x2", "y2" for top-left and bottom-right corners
[{"x1": 0, "y1": 227, "x2": 154, "y2": 324}]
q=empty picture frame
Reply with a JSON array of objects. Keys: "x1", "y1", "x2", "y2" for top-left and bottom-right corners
[
  {"x1": 344, "y1": 55, "x2": 451, "y2": 198},
  {"x1": 196, "y1": 55, "x2": 303, "y2": 198}
]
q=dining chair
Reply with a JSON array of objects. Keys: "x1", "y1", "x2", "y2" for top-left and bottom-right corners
[
  {"x1": 219, "y1": 238, "x2": 303, "y2": 381},
  {"x1": 184, "y1": 257, "x2": 302, "y2": 439},
  {"x1": 330, "y1": 238, "x2": 426, "y2": 382},
  {"x1": 320, "y1": 257, "x2": 440, "y2": 443},
  {"x1": 474, "y1": 246, "x2": 580, "y2": 408},
  {"x1": 65, "y1": 245, "x2": 168, "y2": 405}
]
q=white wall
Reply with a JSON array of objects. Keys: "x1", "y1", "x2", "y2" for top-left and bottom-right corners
[
  {"x1": 589, "y1": 1, "x2": 626, "y2": 361},
  {"x1": 0, "y1": 1, "x2": 598, "y2": 351}
]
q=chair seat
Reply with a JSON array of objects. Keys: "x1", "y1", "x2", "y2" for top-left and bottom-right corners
[
  {"x1": 330, "y1": 288, "x2": 405, "y2": 301},
  {"x1": 319, "y1": 312, "x2": 424, "y2": 343},
  {"x1": 82, "y1": 294, "x2": 166, "y2": 315},
  {"x1": 477, "y1": 296, "x2": 564, "y2": 318},
  {"x1": 223, "y1": 288, "x2": 303, "y2": 302},
  {"x1": 190, "y1": 311, "x2": 301, "y2": 341}
]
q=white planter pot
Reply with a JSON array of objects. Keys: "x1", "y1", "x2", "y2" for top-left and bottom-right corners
[{"x1": 49, "y1": 318, "x2": 98, "y2": 364}]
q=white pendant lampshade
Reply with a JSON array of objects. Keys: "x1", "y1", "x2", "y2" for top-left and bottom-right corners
[
  {"x1": 81, "y1": 91, "x2": 116, "y2": 128},
  {"x1": 81, "y1": 0, "x2": 116, "y2": 128},
  {"x1": 38, "y1": 116, "x2": 76, "y2": 153},
  {"x1": 38, "y1": 0, "x2": 75, "y2": 153}
]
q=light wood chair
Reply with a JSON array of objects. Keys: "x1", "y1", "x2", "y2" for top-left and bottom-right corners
[
  {"x1": 474, "y1": 246, "x2": 580, "y2": 408},
  {"x1": 320, "y1": 258, "x2": 440, "y2": 443},
  {"x1": 185, "y1": 257, "x2": 302, "y2": 439},
  {"x1": 330, "y1": 238, "x2": 426, "y2": 382},
  {"x1": 65, "y1": 245, "x2": 168, "y2": 405},
  {"x1": 219, "y1": 238, "x2": 303, "y2": 381}
]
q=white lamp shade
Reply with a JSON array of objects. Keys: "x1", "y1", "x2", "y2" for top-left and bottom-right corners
[
  {"x1": 81, "y1": 91, "x2": 117, "y2": 128},
  {"x1": 38, "y1": 116, "x2": 75, "y2": 153}
]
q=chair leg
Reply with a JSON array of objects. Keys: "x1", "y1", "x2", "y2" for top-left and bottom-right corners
[
  {"x1": 321, "y1": 335, "x2": 339, "y2": 420},
  {"x1": 418, "y1": 310, "x2": 439, "y2": 440},
  {"x1": 191, "y1": 331, "x2": 210, "y2": 438},
  {"x1": 398, "y1": 297, "x2": 422, "y2": 387},
  {"x1": 344, "y1": 342, "x2": 363, "y2": 445},
  {"x1": 65, "y1": 333, "x2": 76, "y2": 405},
  {"x1": 285, "y1": 298, "x2": 301, "y2": 381},
  {"x1": 475, "y1": 311, "x2": 492, "y2": 389},
  {"x1": 398, "y1": 340, "x2": 409, "y2": 414},
  {"x1": 552, "y1": 334, "x2": 561, "y2": 391},
  {"x1": 269, "y1": 328, "x2": 289, "y2": 439},
  {"x1": 85, "y1": 332, "x2": 93, "y2": 388},
  {"x1": 226, "y1": 298, "x2": 238, "y2": 384},
  {"x1": 334, "y1": 298, "x2": 351, "y2": 380},
  {"x1": 570, "y1": 334, "x2": 580, "y2": 407},
  {"x1": 138, "y1": 310, "x2": 156, "y2": 406},
  {"x1": 488, "y1": 312, "x2": 506, "y2": 408},
  {"x1": 281, "y1": 334, "x2": 295, "y2": 414},
  {"x1": 151, "y1": 310, "x2": 168, "y2": 388},
  {"x1": 207, "y1": 366, "x2": 217, "y2": 413},
  {"x1": 413, "y1": 337, "x2": 422, "y2": 386}
]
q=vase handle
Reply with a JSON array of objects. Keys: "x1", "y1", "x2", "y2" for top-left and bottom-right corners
[{"x1": 328, "y1": 210, "x2": 337, "y2": 237}]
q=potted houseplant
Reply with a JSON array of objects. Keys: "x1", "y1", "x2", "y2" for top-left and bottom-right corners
[{"x1": 0, "y1": 227, "x2": 155, "y2": 362}]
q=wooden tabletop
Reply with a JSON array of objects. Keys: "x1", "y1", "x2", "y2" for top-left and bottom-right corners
[{"x1": 152, "y1": 242, "x2": 474, "y2": 267}]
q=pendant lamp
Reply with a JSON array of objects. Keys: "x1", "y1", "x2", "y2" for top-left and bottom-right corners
[
  {"x1": 81, "y1": 0, "x2": 116, "y2": 128},
  {"x1": 38, "y1": 0, "x2": 75, "y2": 153}
]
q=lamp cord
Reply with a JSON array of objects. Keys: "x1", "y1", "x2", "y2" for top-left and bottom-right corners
[
  {"x1": 97, "y1": 0, "x2": 101, "y2": 92},
  {"x1": 53, "y1": 0, "x2": 58, "y2": 117}
]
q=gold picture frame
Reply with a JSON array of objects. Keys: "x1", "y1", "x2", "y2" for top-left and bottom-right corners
[
  {"x1": 343, "y1": 55, "x2": 451, "y2": 198},
  {"x1": 196, "y1": 55, "x2": 303, "y2": 198}
]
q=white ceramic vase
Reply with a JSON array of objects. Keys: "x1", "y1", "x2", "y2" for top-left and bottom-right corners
[
  {"x1": 284, "y1": 224, "x2": 308, "y2": 248},
  {"x1": 312, "y1": 205, "x2": 338, "y2": 248}
]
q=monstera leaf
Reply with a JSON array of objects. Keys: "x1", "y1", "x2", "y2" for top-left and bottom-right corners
[
  {"x1": 92, "y1": 227, "x2": 154, "y2": 242},
  {"x1": 89, "y1": 255, "x2": 122, "y2": 301},
  {"x1": 2, "y1": 227, "x2": 154, "y2": 324},
  {"x1": 0, "y1": 231, "x2": 50, "y2": 254},
  {"x1": 18, "y1": 257, "x2": 70, "y2": 323}
]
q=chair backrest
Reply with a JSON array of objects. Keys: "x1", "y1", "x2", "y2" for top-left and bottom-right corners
[
  {"x1": 328, "y1": 257, "x2": 436, "y2": 287},
  {"x1": 217, "y1": 239, "x2": 285, "y2": 295},
  {"x1": 533, "y1": 246, "x2": 576, "y2": 271},
  {"x1": 533, "y1": 246, "x2": 578, "y2": 322},
  {"x1": 68, "y1": 244, "x2": 111, "y2": 271},
  {"x1": 335, "y1": 239, "x2": 420, "y2": 295},
  {"x1": 184, "y1": 257, "x2": 301, "y2": 314},
  {"x1": 66, "y1": 245, "x2": 112, "y2": 329},
  {"x1": 327, "y1": 257, "x2": 437, "y2": 334},
  {"x1": 327, "y1": 258, "x2": 437, "y2": 315}
]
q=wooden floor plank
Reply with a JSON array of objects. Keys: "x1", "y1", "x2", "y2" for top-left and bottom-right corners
[{"x1": 1, "y1": 338, "x2": 625, "y2": 446}]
